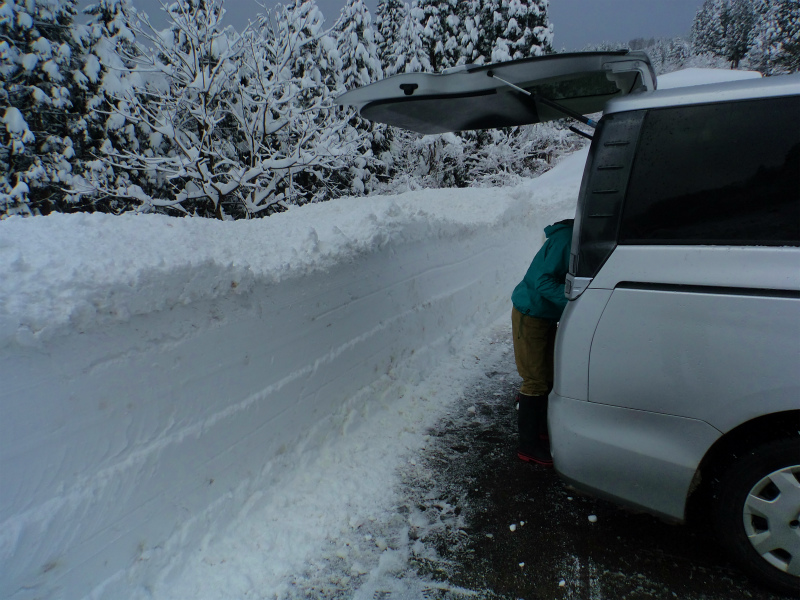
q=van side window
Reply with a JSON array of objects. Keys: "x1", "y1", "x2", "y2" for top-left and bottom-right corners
[{"x1": 619, "y1": 96, "x2": 800, "y2": 246}]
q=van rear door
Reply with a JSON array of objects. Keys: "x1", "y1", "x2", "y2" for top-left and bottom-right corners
[{"x1": 335, "y1": 51, "x2": 655, "y2": 134}]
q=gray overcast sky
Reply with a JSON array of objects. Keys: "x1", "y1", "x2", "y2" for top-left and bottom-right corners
[{"x1": 126, "y1": 0, "x2": 704, "y2": 51}]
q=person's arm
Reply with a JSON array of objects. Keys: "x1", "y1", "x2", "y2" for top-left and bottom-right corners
[{"x1": 534, "y1": 237, "x2": 571, "y2": 309}]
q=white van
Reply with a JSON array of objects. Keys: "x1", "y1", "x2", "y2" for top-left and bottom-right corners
[
  {"x1": 337, "y1": 54, "x2": 800, "y2": 595},
  {"x1": 552, "y1": 74, "x2": 800, "y2": 596}
]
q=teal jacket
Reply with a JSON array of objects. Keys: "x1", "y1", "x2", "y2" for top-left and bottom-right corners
[{"x1": 511, "y1": 219, "x2": 574, "y2": 321}]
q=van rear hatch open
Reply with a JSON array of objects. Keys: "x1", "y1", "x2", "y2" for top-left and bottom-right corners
[{"x1": 335, "y1": 51, "x2": 656, "y2": 134}]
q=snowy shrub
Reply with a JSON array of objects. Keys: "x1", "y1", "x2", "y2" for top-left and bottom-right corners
[
  {"x1": 93, "y1": 0, "x2": 363, "y2": 219},
  {"x1": 466, "y1": 121, "x2": 587, "y2": 187}
]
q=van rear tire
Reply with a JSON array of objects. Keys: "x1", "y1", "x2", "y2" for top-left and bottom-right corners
[{"x1": 712, "y1": 438, "x2": 800, "y2": 597}]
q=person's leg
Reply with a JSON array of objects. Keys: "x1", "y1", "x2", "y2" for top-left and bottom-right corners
[
  {"x1": 511, "y1": 308, "x2": 554, "y2": 466},
  {"x1": 511, "y1": 307, "x2": 550, "y2": 397}
]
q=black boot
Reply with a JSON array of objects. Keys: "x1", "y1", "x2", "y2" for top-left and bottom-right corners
[{"x1": 516, "y1": 393, "x2": 553, "y2": 467}]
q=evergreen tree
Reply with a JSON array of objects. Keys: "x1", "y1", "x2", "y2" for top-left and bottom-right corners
[
  {"x1": 413, "y1": 0, "x2": 474, "y2": 70},
  {"x1": 390, "y1": 2, "x2": 431, "y2": 74},
  {"x1": 333, "y1": 0, "x2": 385, "y2": 194},
  {"x1": 417, "y1": 0, "x2": 446, "y2": 71},
  {"x1": 439, "y1": 0, "x2": 465, "y2": 69},
  {"x1": 692, "y1": 0, "x2": 757, "y2": 68},
  {"x1": 258, "y1": 0, "x2": 363, "y2": 207},
  {"x1": 458, "y1": 0, "x2": 485, "y2": 64},
  {"x1": 335, "y1": 0, "x2": 382, "y2": 90},
  {"x1": 78, "y1": 0, "x2": 142, "y2": 212},
  {"x1": 748, "y1": 0, "x2": 800, "y2": 74},
  {"x1": 503, "y1": 0, "x2": 554, "y2": 58},
  {"x1": 481, "y1": 0, "x2": 553, "y2": 63},
  {"x1": 479, "y1": 0, "x2": 504, "y2": 61},
  {"x1": 0, "y1": 0, "x2": 87, "y2": 217},
  {"x1": 770, "y1": 0, "x2": 800, "y2": 72},
  {"x1": 726, "y1": 0, "x2": 756, "y2": 67},
  {"x1": 692, "y1": 0, "x2": 730, "y2": 57},
  {"x1": 375, "y1": 0, "x2": 407, "y2": 74}
]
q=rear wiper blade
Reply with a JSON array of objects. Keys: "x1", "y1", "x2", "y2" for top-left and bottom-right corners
[{"x1": 487, "y1": 70, "x2": 598, "y2": 133}]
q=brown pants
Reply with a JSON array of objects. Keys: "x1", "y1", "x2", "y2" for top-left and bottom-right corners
[{"x1": 511, "y1": 307, "x2": 557, "y2": 397}]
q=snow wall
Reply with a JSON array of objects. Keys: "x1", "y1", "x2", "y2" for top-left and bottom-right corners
[{"x1": 0, "y1": 152, "x2": 585, "y2": 600}]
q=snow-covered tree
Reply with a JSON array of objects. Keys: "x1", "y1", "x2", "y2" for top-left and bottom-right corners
[
  {"x1": 264, "y1": 0, "x2": 367, "y2": 205},
  {"x1": 332, "y1": 0, "x2": 386, "y2": 195},
  {"x1": 458, "y1": 0, "x2": 485, "y2": 65},
  {"x1": 500, "y1": 0, "x2": 554, "y2": 59},
  {"x1": 692, "y1": 0, "x2": 759, "y2": 68},
  {"x1": 334, "y1": 0, "x2": 382, "y2": 91},
  {"x1": 748, "y1": 0, "x2": 800, "y2": 74},
  {"x1": 692, "y1": 0, "x2": 729, "y2": 57},
  {"x1": 644, "y1": 38, "x2": 693, "y2": 74},
  {"x1": 465, "y1": 121, "x2": 586, "y2": 187},
  {"x1": 375, "y1": 130, "x2": 470, "y2": 191},
  {"x1": 410, "y1": 0, "x2": 486, "y2": 70},
  {"x1": 479, "y1": 0, "x2": 553, "y2": 63},
  {"x1": 95, "y1": 0, "x2": 360, "y2": 218},
  {"x1": 726, "y1": 0, "x2": 756, "y2": 67},
  {"x1": 389, "y1": 2, "x2": 431, "y2": 74},
  {"x1": 439, "y1": 0, "x2": 466, "y2": 68},
  {"x1": 0, "y1": 0, "x2": 87, "y2": 218},
  {"x1": 479, "y1": 0, "x2": 503, "y2": 60},
  {"x1": 73, "y1": 0, "x2": 142, "y2": 213},
  {"x1": 415, "y1": 0, "x2": 446, "y2": 71},
  {"x1": 375, "y1": 0, "x2": 407, "y2": 73}
]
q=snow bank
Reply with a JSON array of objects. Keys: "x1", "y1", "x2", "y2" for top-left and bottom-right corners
[{"x1": 0, "y1": 149, "x2": 586, "y2": 600}]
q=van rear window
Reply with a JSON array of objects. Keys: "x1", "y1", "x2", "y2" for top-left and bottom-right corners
[{"x1": 619, "y1": 96, "x2": 800, "y2": 246}]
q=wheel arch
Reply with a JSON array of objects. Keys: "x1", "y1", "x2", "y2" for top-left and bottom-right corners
[{"x1": 686, "y1": 409, "x2": 800, "y2": 526}]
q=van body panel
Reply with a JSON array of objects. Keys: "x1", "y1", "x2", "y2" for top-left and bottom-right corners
[
  {"x1": 553, "y1": 288, "x2": 613, "y2": 402},
  {"x1": 588, "y1": 245, "x2": 800, "y2": 292},
  {"x1": 588, "y1": 286, "x2": 800, "y2": 431},
  {"x1": 549, "y1": 394, "x2": 722, "y2": 521}
]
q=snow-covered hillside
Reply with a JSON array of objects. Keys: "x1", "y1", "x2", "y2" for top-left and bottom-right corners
[{"x1": 1, "y1": 149, "x2": 585, "y2": 600}]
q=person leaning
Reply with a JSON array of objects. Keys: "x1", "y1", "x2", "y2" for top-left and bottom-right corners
[{"x1": 511, "y1": 218, "x2": 574, "y2": 466}]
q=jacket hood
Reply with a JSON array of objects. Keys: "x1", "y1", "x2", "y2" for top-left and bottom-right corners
[{"x1": 544, "y1": 219, "x2": 574, "y2": 238}]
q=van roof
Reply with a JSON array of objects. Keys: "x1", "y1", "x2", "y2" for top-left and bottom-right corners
[{"x1": 604, "y1": 72, "x2": 800, "y2": 114}]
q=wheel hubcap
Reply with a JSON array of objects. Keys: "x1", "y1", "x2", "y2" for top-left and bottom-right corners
[{"x1": 742, "y1": 465, "x2": 800, "y2": 576}]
